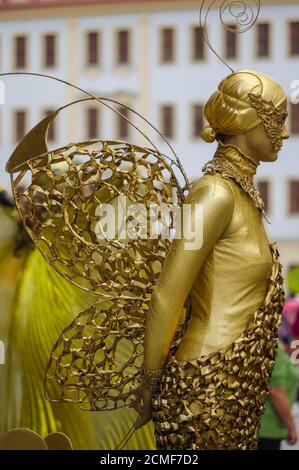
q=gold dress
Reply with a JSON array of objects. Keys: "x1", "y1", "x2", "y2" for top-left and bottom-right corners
[{"x1": 144, "y1": 142, "x2": 284, "y2": 450}]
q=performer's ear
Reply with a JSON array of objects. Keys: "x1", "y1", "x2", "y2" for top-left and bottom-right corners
[{"x1": 6, "y1": 109, "x2": 59, "y2": 174}]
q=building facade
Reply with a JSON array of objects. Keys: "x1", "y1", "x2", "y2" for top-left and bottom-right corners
[{"x1": 0, "y1": 0, "x2": 299, "y2": 278}]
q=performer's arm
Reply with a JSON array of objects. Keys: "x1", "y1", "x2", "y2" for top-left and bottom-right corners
[{"x1": 143, "y1": 176, "x2": 234, "y2": 371}]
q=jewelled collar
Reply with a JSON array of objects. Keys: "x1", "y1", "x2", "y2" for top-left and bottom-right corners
[{"x1": 202, "y1": 141, "x2": 267, "y2": 218}]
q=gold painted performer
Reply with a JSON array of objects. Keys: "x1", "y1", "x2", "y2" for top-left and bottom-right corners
[
  {"x1": 132, "y1": 3, "x2": 288, "y2": 450},
  {"x1": 133, "y1": 68, "x2": 287, "y2": 450}
]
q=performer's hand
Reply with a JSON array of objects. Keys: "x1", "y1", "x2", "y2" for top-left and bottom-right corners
[
  {"x1": 129, "y1": 385, "x2": 153, "y2": 429},
  {"x1": 287, "y1": 422, "x2": 298, "y2": 446}
]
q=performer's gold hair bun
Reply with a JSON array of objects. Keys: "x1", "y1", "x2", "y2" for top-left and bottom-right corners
[
  {"x1": 202, "y1": 69, "x2": 287, "y2": 140},
  {"x1": 201, "y1": 125, "x2": 216, "y2": 143}
]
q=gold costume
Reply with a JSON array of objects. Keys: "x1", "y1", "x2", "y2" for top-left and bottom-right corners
[
  {"x1": 144, "y1": 142, "x2": 274, "y2": 368},
  {"x1": 152, "y1": 240, "x2": 283, "y2": 450},
  {"x1": 142, "y1": 69, "x2": 287, "y2": 450}
]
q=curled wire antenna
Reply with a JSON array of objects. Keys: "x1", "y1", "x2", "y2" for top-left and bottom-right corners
[{"x1": 199, "y1": 0, "x2": 261, "y2": 73}]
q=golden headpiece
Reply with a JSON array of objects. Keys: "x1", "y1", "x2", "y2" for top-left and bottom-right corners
[{"x1": 201, "y1": 69, "x2": 287, "y2": 143}]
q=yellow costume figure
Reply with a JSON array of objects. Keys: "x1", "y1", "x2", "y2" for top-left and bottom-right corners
[
  {"x1": 0, "y1": 191, "x2": 155, "y2": 450},
  {"x1": 0, "y1": 192, "x2": 98, "y2": 448},
  {"x1": 139, "y1": 70, "x2": 287, "y2": 450}
]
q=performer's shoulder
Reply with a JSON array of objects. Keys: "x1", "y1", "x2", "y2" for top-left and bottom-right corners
[{"x1": 187, "y1": 173, "x2": 235, "y2": 203}]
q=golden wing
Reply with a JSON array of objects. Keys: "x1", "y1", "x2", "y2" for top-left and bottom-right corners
[{"x1": 6, "y1": 97, "x2": 190, "y2": 412}]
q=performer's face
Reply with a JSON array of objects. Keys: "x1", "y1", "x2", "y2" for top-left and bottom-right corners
[{"x1": 244, "y1": 99, "x2": 289, "y2": 163}]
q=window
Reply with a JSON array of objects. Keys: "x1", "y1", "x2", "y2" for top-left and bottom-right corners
[
  {"x1": 44, "y1": 34, "x2": 56, "y2": 68},
  {"x1": 192, "y1": 104, "x2": 204, "y2": 138},
  {"x1": 87, "y1": 31, "x2": 100, "y2": 66},
  {"x1": 44, "y1": 109, "x2": 56, "y2": 142},
  {"x1": 290, "y1": 22, "x2": 299, "y2": 56},
  {"x1": 15, "y1": 36, "x2": 27, "y2": 69},
  {"x1": 290, "y1": 103, "x2": 299, "y2": 134},
  {"x1": 117, "y1": 106, "x2": 130, "y2": 139},
  {"x1": 192, "y1": 26, "x2": 204, "y2": 61},
  {"x1": 257, "y1": 23, "x2": 270, "y2": 58},
  {"x1": 289, "y1": 181, "x2": 299, "y2": 214},
  {"x1": 161, "y1": 28, "x2": 175, "y2": 63},
  {"x1": 117, "y1": 30, "x2": 130, "y2": 65},
  {"x1": 14, "y1": 110, "x2": 27, "y2": 142},
  {"x1": 87, "y1": 108, "x2": 99, "y2": 139},
  {"x1": 225, "y1": 25, "x2": 237, "y2": 59},
  {"x1": 160, "y1": 105, "x2": 175, "y2": 139},
  {"x1": 257, "y1": 181, "x2": 270, "y2": 214}
]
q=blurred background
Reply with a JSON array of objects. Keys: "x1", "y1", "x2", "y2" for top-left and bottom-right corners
[
  {"x1": 0, "y1": 0, "x2": 299, "y2": 283},
  {"x1": 0, "y1": 0, "x2": 299, "y2": 451}
]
